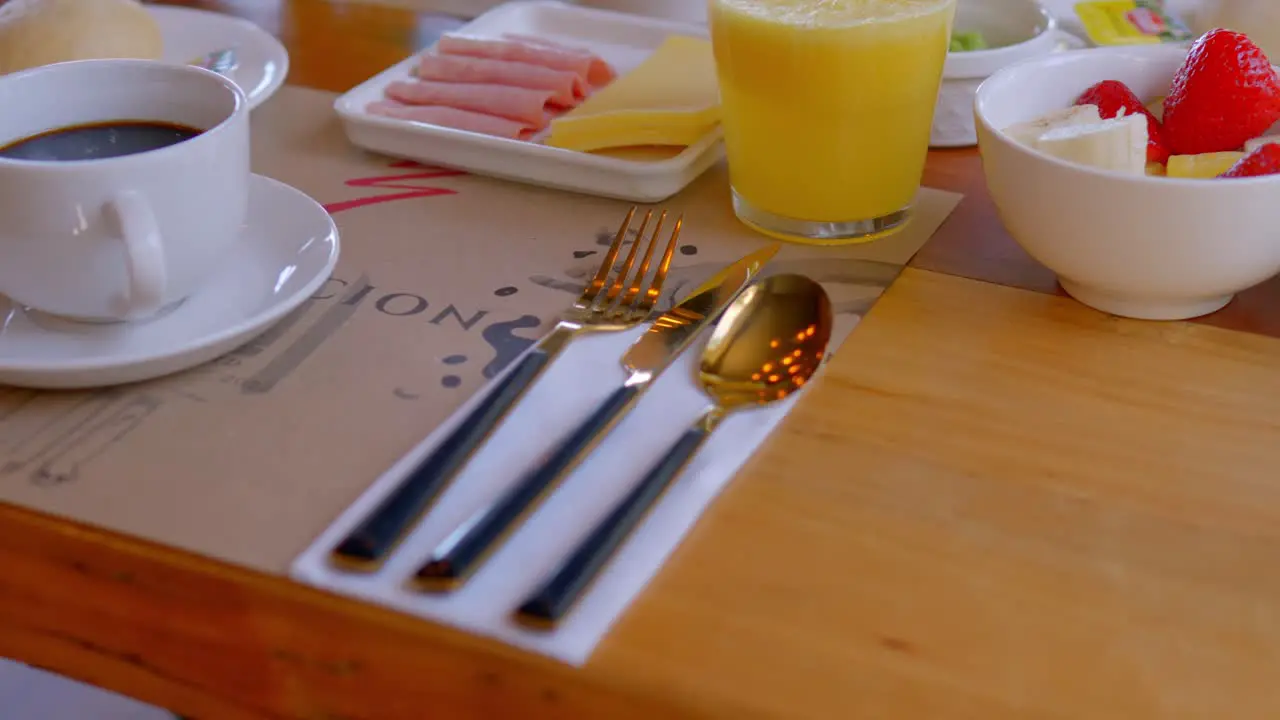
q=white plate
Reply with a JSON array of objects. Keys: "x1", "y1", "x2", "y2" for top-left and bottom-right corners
[
  {"x1": 0, "y1": 174, "x2": 339, "y2": 390},
  {"x1": 333, "y1": 0, "x2": 724, "y2": 203},
  {"x1": 149, "y1": 4, "x2": 290, "y2": 110}
]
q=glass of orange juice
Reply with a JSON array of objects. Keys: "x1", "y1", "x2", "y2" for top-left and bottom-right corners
[{"x1": 708, "y1": 0, "x2": 956, "y2": 244}]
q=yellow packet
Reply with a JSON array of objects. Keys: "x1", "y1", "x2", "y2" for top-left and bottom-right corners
[{"x1": 1075, "y1": 1, "x2": 1195, "y2": 46}]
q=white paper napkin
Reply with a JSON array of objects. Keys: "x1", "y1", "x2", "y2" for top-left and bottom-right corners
[{"x1": 289, "y1": 303, "x2": 860, "y2": 666}]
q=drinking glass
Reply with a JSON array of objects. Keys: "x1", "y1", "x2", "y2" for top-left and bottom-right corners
[{"x1": 708, "y1": 0, "x2": 956, "y2": 244}]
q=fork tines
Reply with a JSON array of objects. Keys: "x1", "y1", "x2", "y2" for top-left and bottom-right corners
[{"x1": 584, "y1": 206, "x2": 683, "y2": 323}]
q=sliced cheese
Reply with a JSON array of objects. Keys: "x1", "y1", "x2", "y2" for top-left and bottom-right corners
[{"x1": 546, "y1": 34, "x2": 719, "y2": 153}]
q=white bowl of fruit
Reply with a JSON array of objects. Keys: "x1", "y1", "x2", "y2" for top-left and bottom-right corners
[{"x1": 975, "y1": 29, "x2": 1280, "y2": 320}]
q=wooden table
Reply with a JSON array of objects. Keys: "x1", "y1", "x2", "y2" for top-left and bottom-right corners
[{"x1": 5, "y1": 2, "x2": 1280, "y2": 718}]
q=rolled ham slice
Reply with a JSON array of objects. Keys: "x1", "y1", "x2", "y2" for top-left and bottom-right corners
[
  {"x1": 436, "y1": 33, "x2": 616, "y2": 89},
  {"x1": 501, "y1": 33, "x2": 617, "y2": 87},
  {"x1": 366, "y1": 100, "x2": 538, "y2": 140},
  {"x1": 384, "y1": 79, "x2": 555, "y2": 127},
  {"x1": 502, "y1": 33, "x2": 594, "y2": 55},
  {"x1": 415, "y1": 53, "x2": 587, "y2": 108}
]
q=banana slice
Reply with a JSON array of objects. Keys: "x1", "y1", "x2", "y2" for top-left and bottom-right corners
[
  {"x1": 1145, "y1": 95, "x2": 1166, "y2": 122},
  {"x1": 1244, "y1": 135, "x2": 1280, "y2": 153},
  {"x1": 1003, "y1": 104, "x2": 1103, "y2": 147},
  {"x1": 1034, "y1": 114, "x2": 1148, "y2": 176}
]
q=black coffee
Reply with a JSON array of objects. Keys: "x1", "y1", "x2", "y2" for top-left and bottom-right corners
[{"x1": 0, "y1": 120, "x2": 202, "y2": 162}]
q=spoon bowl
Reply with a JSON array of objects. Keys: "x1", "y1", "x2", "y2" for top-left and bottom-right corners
[
  {"x1": 699, "y1": 273, "x2": 833, "y2": 413},
  {"x1": 516, "y1": 273, "x2": 833, "y2": 628}
]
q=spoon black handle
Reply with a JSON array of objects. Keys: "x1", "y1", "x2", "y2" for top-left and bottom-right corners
[
  {"x1": 328, "y1": 337, "x2": 563, "y2": 572},
  {"x1": 515, "y1": 416, "x2": 713, "y2": 628},
  {"x1": 410, "y1": 383, "x2": 642, "y2": 592}
]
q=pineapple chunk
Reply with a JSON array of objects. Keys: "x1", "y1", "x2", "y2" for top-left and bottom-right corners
[
  {"x1": 1166, "y1": 152, "x2": 1245, "y2": 179},
  {"x1": 1145, "y1": 162, "x2": 1166, "y2": 177}
]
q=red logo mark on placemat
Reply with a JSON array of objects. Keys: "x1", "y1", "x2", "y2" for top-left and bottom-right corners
[{"x1": 325, "y1": 159, "x2": 466, "y2": 215}]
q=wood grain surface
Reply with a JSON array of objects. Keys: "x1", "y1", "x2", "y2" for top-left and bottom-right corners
[
  {"x1": 3, "y1": 2, "x2": 1279, "y2": 719},
  {"x1": 8, "y1": 268, "x2": 1280, "y2": 719}
]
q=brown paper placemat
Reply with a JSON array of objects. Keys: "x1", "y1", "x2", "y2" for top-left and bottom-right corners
[{"x1": 0, "y1": 86, "x2": 961, "y2": 574}]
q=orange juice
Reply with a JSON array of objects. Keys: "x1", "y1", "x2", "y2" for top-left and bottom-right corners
[{"x1": 708, "y1": 0, "x2": 955, "y2": 243}]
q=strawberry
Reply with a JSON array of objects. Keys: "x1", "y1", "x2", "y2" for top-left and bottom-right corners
[
  {"x1": 1075, "y1": 80, "x2": 1172, "y2": 164},
  {"x1": 1163, "y1": 29, "x2": 1280, "y2": 155},
  {"x1": 1219, "y1": 143, "x2": 1280, "y2": 177}
]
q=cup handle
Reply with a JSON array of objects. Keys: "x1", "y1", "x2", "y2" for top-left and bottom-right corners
[{"x1": 108, "y1": 190, "x2": 167, "y2": 319}]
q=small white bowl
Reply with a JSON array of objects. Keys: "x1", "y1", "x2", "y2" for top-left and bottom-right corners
[
  {"x1": 975, "y1": 45, "x2": 1280, "y2": 321},
  {"x1": 932, "y1": 0, "x2": 1084, "y2": 148}
]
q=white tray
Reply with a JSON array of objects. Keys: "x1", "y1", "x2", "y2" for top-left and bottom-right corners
[{"x1": 333, "y1": 0, "x2": 724, "y2": 203}]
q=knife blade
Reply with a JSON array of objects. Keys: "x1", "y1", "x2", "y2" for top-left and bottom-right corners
[{"x1": 409, "y1": 243, "x2": 781, "y2": 591}]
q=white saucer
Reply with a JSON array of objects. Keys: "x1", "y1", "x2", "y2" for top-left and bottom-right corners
[
  {"x1": 150, "y1": 5, "x2": 290, "y2": 110},
  {"x1": 0, "y1": 174, "x2": 339, "y2": 390}
]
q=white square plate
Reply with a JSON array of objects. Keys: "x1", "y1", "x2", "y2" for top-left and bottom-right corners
[{"x1": 333, "y1": 0, "x2": 724, "y2": 203}]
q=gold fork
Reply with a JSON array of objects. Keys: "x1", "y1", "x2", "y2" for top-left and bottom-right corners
[{"x1": 328, "y1": 207, "x2": 681, "y2": 572}]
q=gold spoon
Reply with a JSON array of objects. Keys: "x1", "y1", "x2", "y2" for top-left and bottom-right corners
[{"x1": 514, "y1": 273, "x2": 834, "y2": 629}]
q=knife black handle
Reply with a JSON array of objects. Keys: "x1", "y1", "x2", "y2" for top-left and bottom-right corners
[
  {"x1": 515, "y1": 421, "x2": 710, "y2": 628},
  {"x1": 328, "y1": 344, "x2": 557, "y2": 571},
  {"x1": 411, "y1": 383, "x2": 641, "y2": 591}
]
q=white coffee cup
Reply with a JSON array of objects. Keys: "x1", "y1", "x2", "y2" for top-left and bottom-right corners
[{"x1": 0, "y1": 58, "x2": 249, "y2": 322}]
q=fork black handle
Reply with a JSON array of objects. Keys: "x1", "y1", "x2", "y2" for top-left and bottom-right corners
[
  {"x1": 514, "y1": 420, "x2": 710, "y2": 628},
  {"x1": 410, "y1": 383, "x2": 642, "y2": 591},
  {"x1": 329, "y1": 342, "x2": 559, "y2": 571}
]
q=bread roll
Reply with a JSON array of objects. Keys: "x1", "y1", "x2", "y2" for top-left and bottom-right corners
[{"x1": 0, "y1": 0, "x2": 164, "y2": 76}]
